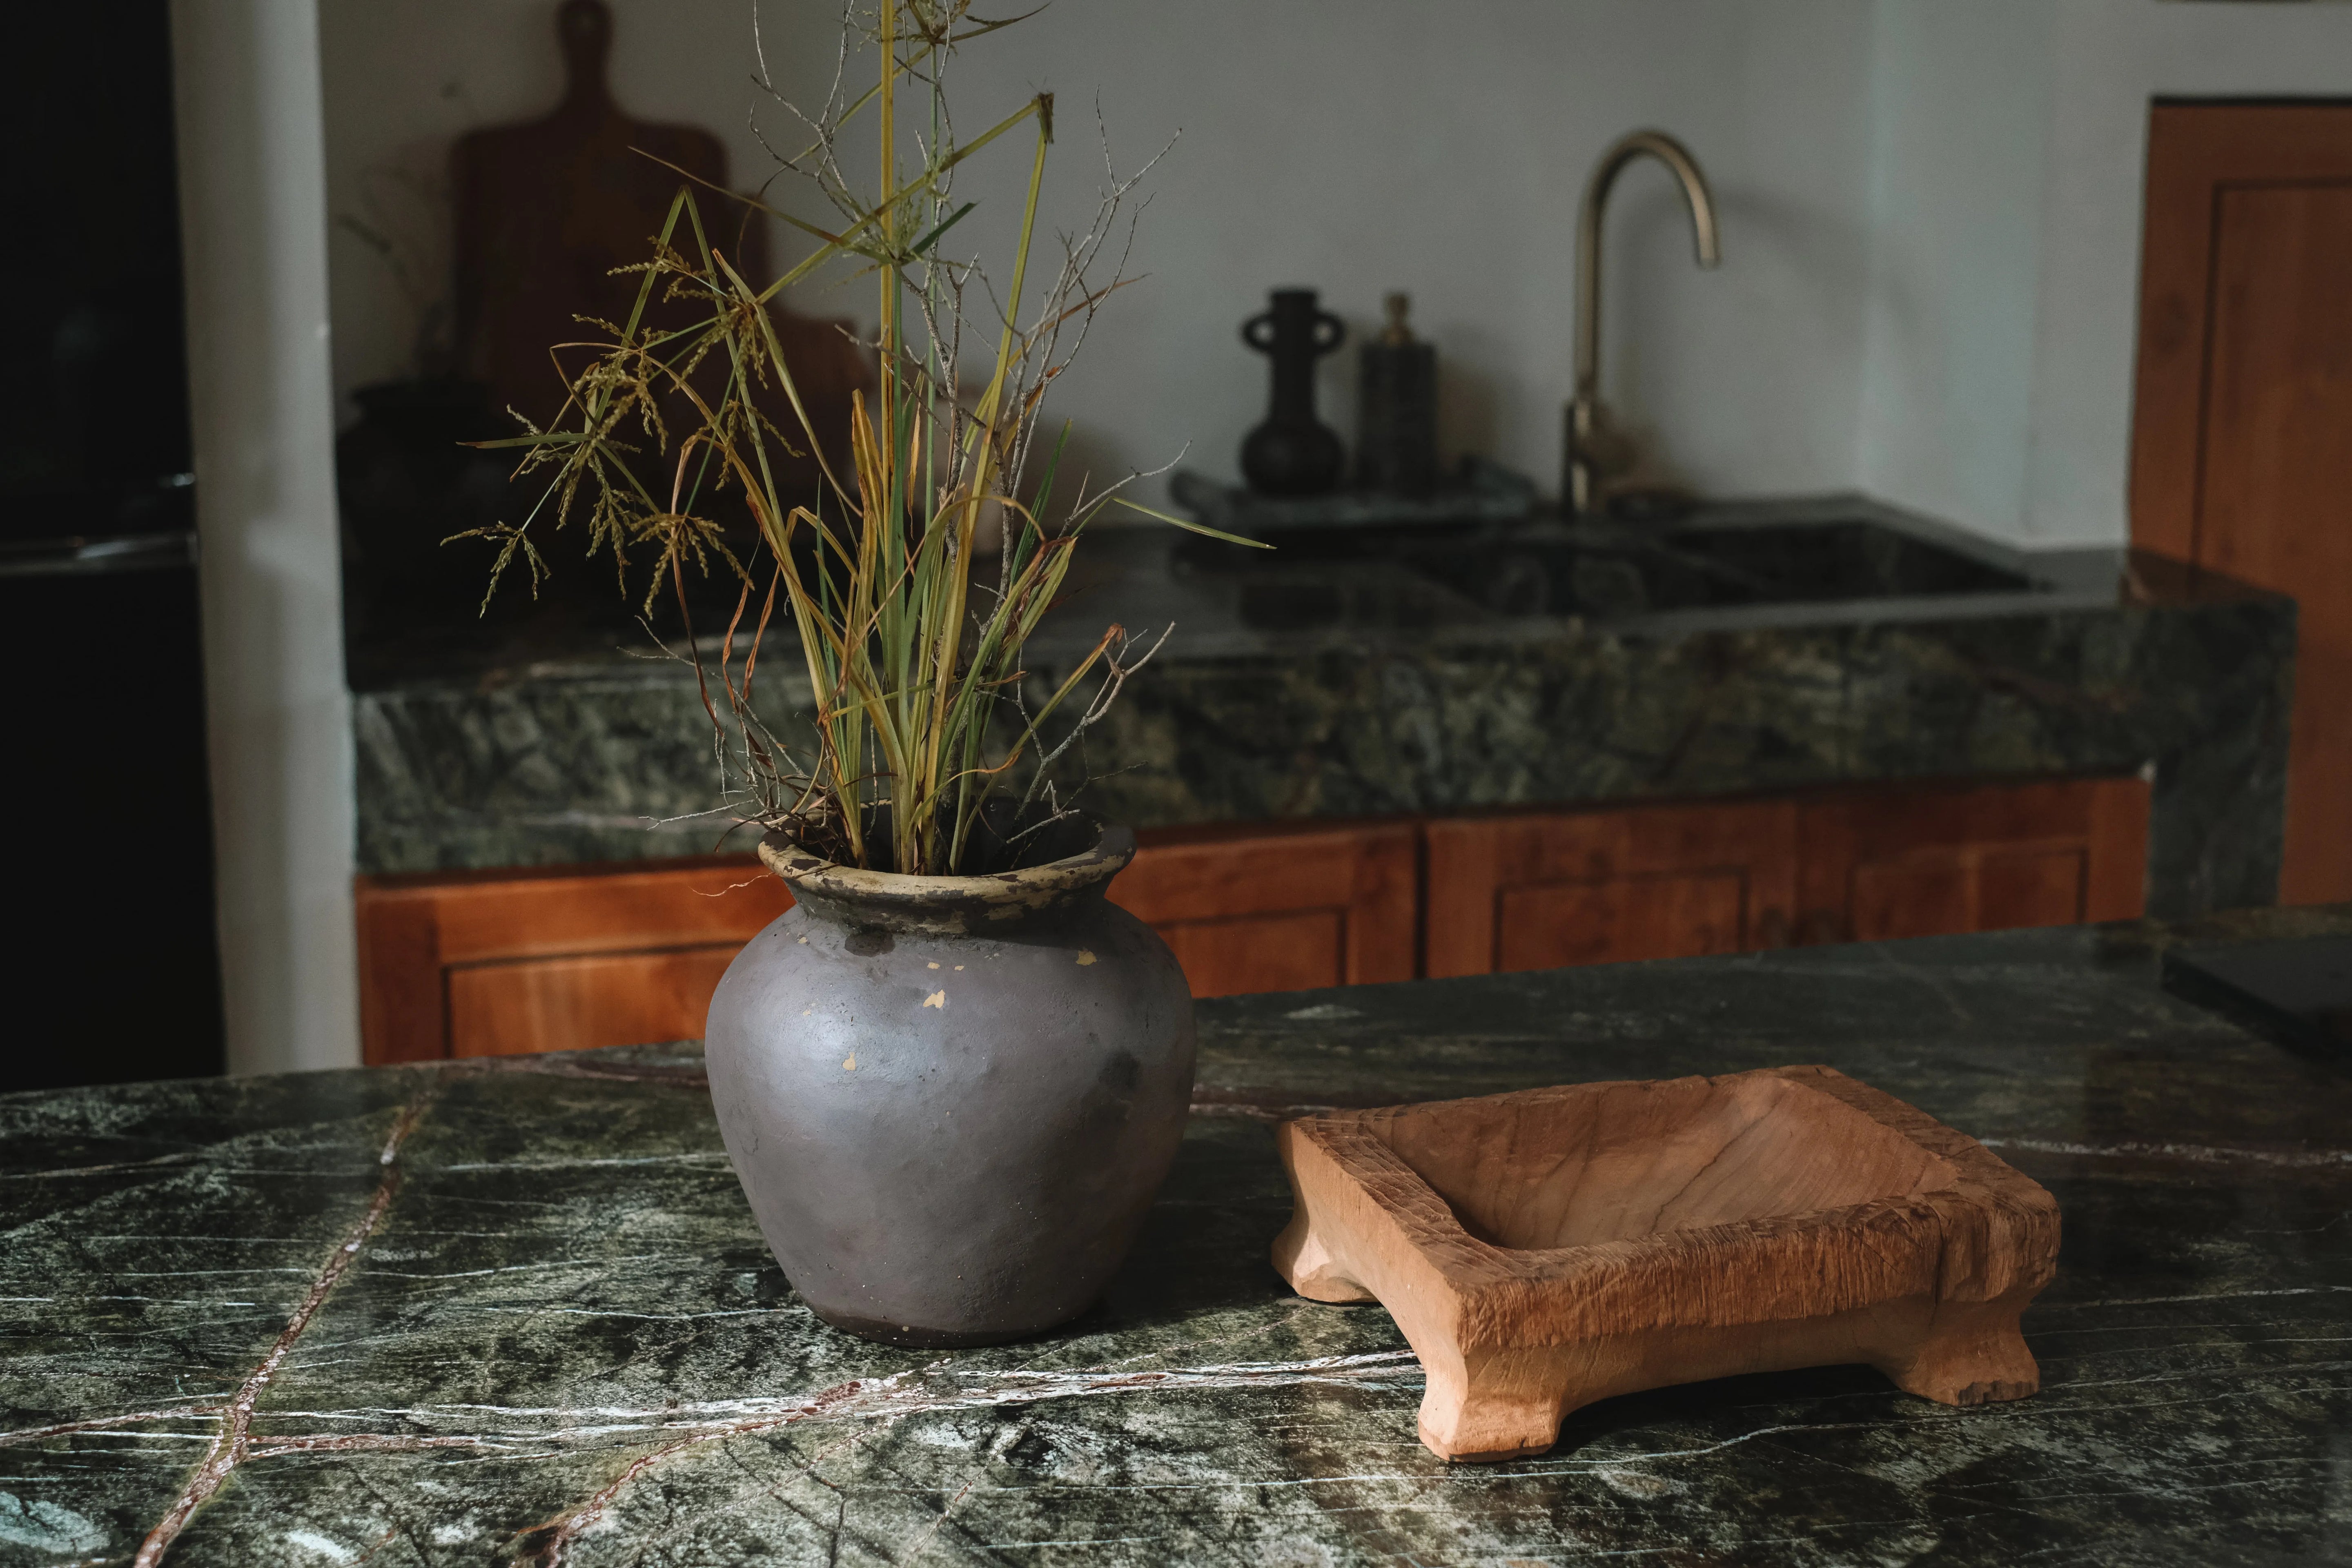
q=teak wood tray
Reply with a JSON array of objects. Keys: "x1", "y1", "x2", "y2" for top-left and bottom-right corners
[{"x1": 1271, "y1": 1066, "x2": 2060, "y2": 1461}]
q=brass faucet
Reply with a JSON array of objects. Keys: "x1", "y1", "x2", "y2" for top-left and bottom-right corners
[{"x1": 1566, "y1": 131, "x2": 1721, "y2": 517}]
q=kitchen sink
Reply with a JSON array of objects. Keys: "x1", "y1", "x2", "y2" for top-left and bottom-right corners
[
  {"x1": 1397, "y1": 517, "x2": 2036, "y2": 620},
  {"x1": 1166, "y1": 506, "x2": 2045, "y2": 628},
  {"x1": 1670, "y1": 520, "x2": 2033, "y2": 601}
]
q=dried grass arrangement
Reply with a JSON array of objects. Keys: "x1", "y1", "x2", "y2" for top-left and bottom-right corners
[{"x1": 463, "y1": 0, "x2": 1254, "y2": 875}]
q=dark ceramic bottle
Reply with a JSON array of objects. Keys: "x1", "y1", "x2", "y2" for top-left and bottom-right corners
[
  {"x1": 1356, "y1": 292, "x2": 1438, "y2": 497},
  {"x1": 704, "y1": 819, "x2": 1196, "y2": 1347},
  {"x1": 1241, "y1": 287, "x2": 1346, "y2": 496}
]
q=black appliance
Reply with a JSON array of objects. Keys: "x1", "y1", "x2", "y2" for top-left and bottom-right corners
[
  {"x1": 0, "y1": 3, "x2": 225, "y2": 1089},
  {"x1": 2164, "y1": 935, "x2": 2352, "y2": 1061}
]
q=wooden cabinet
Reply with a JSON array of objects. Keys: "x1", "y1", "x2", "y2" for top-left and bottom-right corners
[
  {"x1": 1425, "y1": 799, "x2": 1797, "y2": 978},
  {"x1": 2134, "y1": 104, "x2": 2352, "y2": 904},
  {"x1": 1425, "y1": 776, "x2": 2149, "y2": 978},
  {"x1": 1114, "y1": 822, "x2": 1419, "y2": 998},
  {"x1": 1797, "y1": 777, "x2": 2148, "y2": 944},
  {"x1": 355, "y1": 858, "x2": 789, "y2": 1064},
  {"x1": 354, "y1": 824, "x2": 1420, "y2": 1062},
  {"x1": 354, "y1": 778, "x2": 2150, "y2": 1061}
]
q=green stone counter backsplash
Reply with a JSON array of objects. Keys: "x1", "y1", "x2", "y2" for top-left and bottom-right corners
[
  {"x1": 5, "y1": 906, "x2": 2350, "y2": 1564},
  {"x1": 350, "y1": 517, "x2": 2295, "y2": 920}
]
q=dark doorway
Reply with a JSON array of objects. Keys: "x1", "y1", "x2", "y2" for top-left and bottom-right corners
[{"x1": 0, "y1": 2, "x2": 225, "y2": 1090}]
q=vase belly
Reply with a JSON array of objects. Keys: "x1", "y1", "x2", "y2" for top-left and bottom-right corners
[{"x1": 705, "y1": 897, "x2": 1196, "y2": 1345}]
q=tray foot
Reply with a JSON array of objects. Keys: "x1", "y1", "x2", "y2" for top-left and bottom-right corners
[
  {"x1": 1416, "y1": 1353, "x2": 1581, "y2": 1463},
  {"x1": 1270, "y1": 1212, "x2": 1375, "y2": 1303},
  {"x1": 1876, "y1": 1302, "x2": 2040, "y2": 1405}
]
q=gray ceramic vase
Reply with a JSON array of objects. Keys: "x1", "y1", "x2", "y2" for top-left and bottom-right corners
[{"x1": 704, "y1": 817, "x2": 1196, "y2": 1347}]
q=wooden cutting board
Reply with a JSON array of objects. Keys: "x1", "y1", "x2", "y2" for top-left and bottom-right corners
[
  {"x1": 451, "y1": 0, "x2": 865, "y2": 482},
  {"x1": 453, "y1": 0, "x2": 743, "y2": 425}
]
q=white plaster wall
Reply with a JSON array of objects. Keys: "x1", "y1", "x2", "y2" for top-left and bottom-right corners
[
  {"x1": 314, "y1": 0, "x2": 2352, "y2": 542},
  {"x1": 1859, "y1": 0, "x2": 2352, "y2": 547},
  {"x1": 173, "y1": 0, "x2": 360, "y2": 1074},
  {"x1": 1854, "y1": 0, "x2": 2054, "y2": 541},
  {"x1": 320, "y1": 0, "x2": 1879, "y2": 510},
  {"x1": 2027, "y1": 0, "x2": 2352, "y2": 545}
]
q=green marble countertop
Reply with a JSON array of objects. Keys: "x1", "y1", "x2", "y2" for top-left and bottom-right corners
[
  {"x1": 350, "y1": 500, "x2": 2298, "y2": 922},
  {"x1": 6, "y1": 909, "x2": 2350, "y2": 1565}
]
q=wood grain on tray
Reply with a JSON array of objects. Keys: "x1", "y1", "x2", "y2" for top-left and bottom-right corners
[{"x1": 1272, "y1": 1067, "x2": 2060, "y2": 1461}]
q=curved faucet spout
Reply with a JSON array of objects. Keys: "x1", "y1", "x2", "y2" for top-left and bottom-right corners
[{"x1": 1568, "y1": 129, "x2": 1720, "y2": 515}]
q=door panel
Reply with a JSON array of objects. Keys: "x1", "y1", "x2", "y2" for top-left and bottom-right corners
[
  {"x1": 1112, "y1": 823, "x2": 1418, "y2": 998},
  {"x1": 355, "y1": 856, "x2": 789, "y2": 1063},
  {"x1": 1978, "y1": 848, "x2": 2094, "y2": 931},
  {"x1": 2134, "y1": 103, "x2": 2352, "y2": 904},
  {"x1": 1425, "y1": 800, "x2": 1797, "y2": 978},
  {"x1": 1495, "y1": 869, "x2": 1751, "y2": 972},
  {"x1": 1159, "y1": 912, "x2": 1346, "y2": 1000},
  {"x1": 1802, "y1": 777, "x2": 2147, "y2": 945},
  {"x1": 1848, "y1": 846, "x2": 2087, "y2": 943}
]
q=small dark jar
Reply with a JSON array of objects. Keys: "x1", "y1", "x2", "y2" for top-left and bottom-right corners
[{"x1": 1356, "y1": 292, "x2": 1438, "y2": 497}]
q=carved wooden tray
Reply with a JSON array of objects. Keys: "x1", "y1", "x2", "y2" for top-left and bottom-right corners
[{"x1": 1271, "y1": 1066, "x2": 2059, "y2": 1461}]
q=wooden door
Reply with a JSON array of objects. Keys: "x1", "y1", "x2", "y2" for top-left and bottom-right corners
[
  {"x1": 1111, "y1": 822, "x2": 1419, "y2": 998},
  {"x1": 2134, "y1": 102, "x2": 2352, "y2": 904},
  {"x1": 1424, "y1": 799, "x2": 1799, "y2": 978},
  {"x1": 355, "y1": 857, "x2": 790, "y2": 1063},
  {"x1": 1795, "y1": 777, "x2": 2149, "y2": 945}
]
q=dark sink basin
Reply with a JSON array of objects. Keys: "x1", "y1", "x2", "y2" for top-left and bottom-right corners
[
  {"x1": 1400, "y1": 517, "x2": 2034, "y2": 619},
  {"x1": 1671, "y1": 520, "x2": 2033, "y2": 602}
]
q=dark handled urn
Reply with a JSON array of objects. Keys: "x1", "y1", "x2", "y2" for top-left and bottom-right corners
[
  {"x1": 1240, "y1": 287, "x2": 1346, "y2": 497},
  {"x1": 704, "y1": 816, "x2": 1196, "y2": 1347}
]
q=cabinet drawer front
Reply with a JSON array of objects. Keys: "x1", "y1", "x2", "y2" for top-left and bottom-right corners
[{"x1": 446, "y1": 945, "x2": 744, "y2": 1058}]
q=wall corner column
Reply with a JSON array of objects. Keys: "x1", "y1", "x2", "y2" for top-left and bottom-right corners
[{"x1": 170, "y1": 0, "x2": 359, "y2": 1074}]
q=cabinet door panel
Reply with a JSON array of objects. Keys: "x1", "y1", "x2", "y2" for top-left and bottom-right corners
[
  {"x1": 429, "y1": 866, "x2": 789, "y2": 963},
  {"x1": 356, "y1": 856, "x2": 788, "y2": 1063},
  {"x1": 1426, "y1": 800, "x2": 1797, "y2": 978},
  {"x1": 1979, "y1": 848, "x2": 2094, "y2": 931},
  {"x1": 1160, "y1": 912, "x2": 1345, "y2": 1000},
  {"x1": 1848, "y1": 846, "x2": 2087, "y2": 943},
  {"x1": 1803, "y1": 777, "x2": 2147, "y2": 945},
  {"x1": 1495, "y1": 870, "x2": 1750, "y2": 972},
  {"x1": 447, "y1": 946, "x2": 742, "y2": 1058},
  {"x1": 1112, "y1": 823, "x2": 1417, "y2": 998}
]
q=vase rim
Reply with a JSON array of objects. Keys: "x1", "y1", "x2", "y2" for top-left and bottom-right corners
[{"x1": 757, "y1": 815, "x2": 1135, "y2": 936}]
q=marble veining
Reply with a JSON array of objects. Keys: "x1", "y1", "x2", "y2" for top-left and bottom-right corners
[{"x1": 5, "y1": 908, "x2": 2350, "y2": 1563}]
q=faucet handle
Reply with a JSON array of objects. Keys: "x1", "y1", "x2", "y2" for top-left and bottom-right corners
[{"x1": 1564, "y1": 396, "x2": 1639, "y2": 515}]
